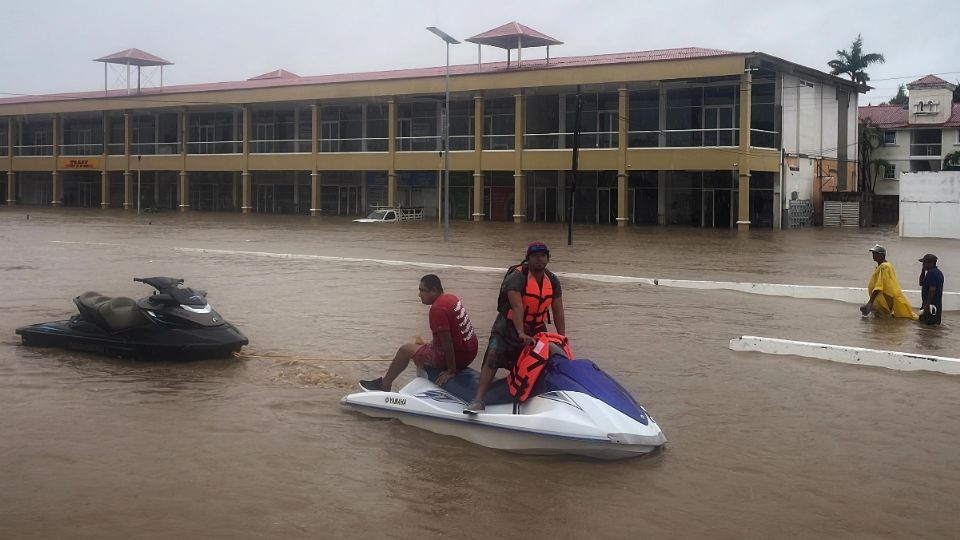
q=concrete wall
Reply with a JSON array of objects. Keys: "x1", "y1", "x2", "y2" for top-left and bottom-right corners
[
  {"x1": 900, "y1": 171, "x2": 960, "y2": 239},
  {"x1": 781, "y1": 74, "x2": 842, "y2": 159}
]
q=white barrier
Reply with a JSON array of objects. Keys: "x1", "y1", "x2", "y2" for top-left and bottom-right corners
[
  {"x1": 729, "y1": 335, "x2": 960, "y2": 376},
  {"x1": 53, "y1": 242, "x2": 958, "y2": 311},
  {"x1": 656, "y1": 279, "x2": 959, "y2": 311}
]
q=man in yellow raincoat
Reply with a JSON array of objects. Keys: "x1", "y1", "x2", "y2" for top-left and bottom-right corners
[{"x1": 860, "y1": 244, "x2": 918, "y2": 319}]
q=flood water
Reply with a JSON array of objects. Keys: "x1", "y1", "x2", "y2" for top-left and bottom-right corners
[{"x1": 2, "y1": 208, "x2": 959, "y2": 539}]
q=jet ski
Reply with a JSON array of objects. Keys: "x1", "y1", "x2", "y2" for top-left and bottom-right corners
[
  {"x1": 16, "y1": 277, "x2": 248, "y2": 360},
  {"x1": 341, "y1": 347, "x2": 666, "y2": 459}
]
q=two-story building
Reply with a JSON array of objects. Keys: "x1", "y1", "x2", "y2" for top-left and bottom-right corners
[
  {"x1": 0, "y1": 22, "x2": 863, "y2": 230},
  {"x1": 859, "y1": 75, "x2": 960, "y2": 197}
]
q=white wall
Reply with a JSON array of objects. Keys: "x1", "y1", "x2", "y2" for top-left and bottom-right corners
[{"x1": 900, "y1": 171, "x2": 960, "y2": 238}]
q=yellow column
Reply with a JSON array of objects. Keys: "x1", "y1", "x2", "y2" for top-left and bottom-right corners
[
  {"x1": 179, "y1": 108, "x2": 188, "y2": 211},
  {"x1": 310, "y1": 172, "x2": 320, "y2": 216},
  {"x1": 737, "y1": 71, "x2": 752, "y2": 231},
  {"x1": 6, "y1": 117, "x2": 14, "y2": 205},
  {"x1": 241, "y1": 171, "x2": 252, "y2": 214},
  {"x1": 179, "y1": 171, "x2": 190, "y2": 211},
  {"x1": 101, "y1": 171, "x2": 110, "y2": 208},
  {"x1": 241, "y1": 105, "x2": 251, "y2": 214},
  {"x1": 51, "y1": 114, "x2": 62, "y2": 206},
  {"x1": 388, "y1": 98, "x2": 397, "y2": 207},
  {"x1": 310, "y1": 103, "x2": 320, "y2": 216},
  {"x1": 617, "y1": 86, "x2": 629, "y2": 227},
  {"x1": 472, "y1": 94, "x2": 484, "y2": 221},
  {"x1": 123, "y1": 111, "x2": 132, "y2": 209},
  {"x1": 6, "y1": 172, "x2": 15, "y2": 205},
  {"x1": 513, "y1": 92, "x2": 525, "y2": 223},
  {"x1": 101, "y1": 112, "x2": 110, "y2": 208}
]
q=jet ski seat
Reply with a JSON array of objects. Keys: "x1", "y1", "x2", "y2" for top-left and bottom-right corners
[{"x1": 76, "y1": 292, "x2": 149, "y2": 331}]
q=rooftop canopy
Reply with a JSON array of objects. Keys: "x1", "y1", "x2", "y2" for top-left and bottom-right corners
[
  {"x1": 466, "y1": 21, "x2": 562, "y2": 49},
  {"x1": 93, "y1": 48, "x2": 173, "y2": 67},
  {"x1": 248, "y1": 69, "x2": 301, "y2": 81}
]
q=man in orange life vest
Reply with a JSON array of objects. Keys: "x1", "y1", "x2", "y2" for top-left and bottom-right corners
[
  {"x1": 359, "y1": 274, "x2": 479, "y2": 392},
  {"x1": 463, "y1": 241, "x2": 565, "y2": 413}
]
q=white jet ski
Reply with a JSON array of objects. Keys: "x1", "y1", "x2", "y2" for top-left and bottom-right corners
[{"x1": 341, "y1": 349, "x2": 666, "y2": 459}]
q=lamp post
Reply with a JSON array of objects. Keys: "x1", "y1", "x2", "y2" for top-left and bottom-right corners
[{"x1": 426, "y1": 26, "x2": 460, "y2": 241}]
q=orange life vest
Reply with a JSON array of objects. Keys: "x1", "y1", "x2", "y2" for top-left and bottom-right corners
[
  {"x1": 500, "y1": 266, "x2": 554, "y2": 332},
  {"x1": 507, "y1": 332, "x2": 573, "y2": 402}
]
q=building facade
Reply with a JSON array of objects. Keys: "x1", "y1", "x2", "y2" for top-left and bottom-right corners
[
  {"x1": 0, "y1": 27, "x2": 863, "y2": 229},
  {"x1": 860, "y1": 75, "x2": 960, "y2": 197}
]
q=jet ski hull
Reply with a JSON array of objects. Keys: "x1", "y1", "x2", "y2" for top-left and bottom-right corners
[
  {"x1": 16, "y1": 319, "x2": 248, "y2": 360},
  {"x1": 341, "y1": 374, "x2": 666, "y2": 460}
]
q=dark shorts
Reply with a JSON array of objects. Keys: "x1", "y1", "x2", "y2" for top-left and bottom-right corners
[
  {"x1": 411, "y1": 342, "x2": 478, "y2": 370},
  {"x1": 484, "y1": 319, "x2": 546, "y2": 369}
]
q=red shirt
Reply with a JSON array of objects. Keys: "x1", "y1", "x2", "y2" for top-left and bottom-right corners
[{"x1": 429, "y1": 294, "x2": 478, "y2": 355}]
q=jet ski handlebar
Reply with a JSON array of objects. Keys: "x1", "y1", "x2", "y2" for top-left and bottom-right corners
[{"x1": 133, "y1": 277, "x2": 207, "y2": 307}]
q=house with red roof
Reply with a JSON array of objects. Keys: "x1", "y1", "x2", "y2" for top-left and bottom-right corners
[
  {"x1": 859, "y1": 75, "x2": 960, "y2": 199},
  {"x1": 0, "y1": 23, "x2": 864, "y2": 230}
]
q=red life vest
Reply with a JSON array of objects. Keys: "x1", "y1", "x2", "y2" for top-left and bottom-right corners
[
  {"x1": 501, "y1": 266, "x2": 554, "y2": 332},
  {"x1": 507, "y1": 332, "x2": 573, "y2": 402}
]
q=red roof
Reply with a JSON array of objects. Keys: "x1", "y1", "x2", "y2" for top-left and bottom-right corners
[
  {"x1": 907, "y1": 74, "x2": 956, "y2": 89},
  {"x1": 0, "y1": 47, "x2": 736, "y2": 107},
  {"x1": 467, "y1": 21, "x2": 563, "y2": 48},
  {"x1": 93, "y1": 48, "x2": 173, "y2": 67},
  {"x1": 248, "y1": 69, "x2": 300, "y2": 81},
  {"x1": 859, "y1": 103, "x2": 960, "y2": 128}
]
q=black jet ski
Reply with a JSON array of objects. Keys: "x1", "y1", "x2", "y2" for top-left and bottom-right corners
[{"x1": 16, "y1": 277, "x2": 248, "y2": 360}]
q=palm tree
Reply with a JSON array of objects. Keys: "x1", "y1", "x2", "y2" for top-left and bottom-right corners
[{"x1": 828, "y1": 34, "x2": 885, "y2": 85}]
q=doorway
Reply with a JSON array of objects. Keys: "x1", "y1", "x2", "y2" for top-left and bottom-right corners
[
  {"x1": 78, "y1": 181, "x2": 99, "y2": 207},
  {"x1": 597, "y1": 187, "x2": 616, "y2": 224},
  {"x1": 532, "y1": 186, "x2": 558, "y2": 222},
  {"x1": 255, "y1": 184, "x2": 275, "y2": 213}
]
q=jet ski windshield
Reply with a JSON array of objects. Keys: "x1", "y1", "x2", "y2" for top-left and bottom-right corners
[
  {"x1": 535, "y1": 358, "x2": 651, "y2": 425},
  {"x1": 135, "y1": 277, "x2": 207, "y2": 307}
]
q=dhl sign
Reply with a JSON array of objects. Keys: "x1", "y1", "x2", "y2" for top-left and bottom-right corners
[{"x1": 59, "y1": 158, "x2": 101, "y2": 169}]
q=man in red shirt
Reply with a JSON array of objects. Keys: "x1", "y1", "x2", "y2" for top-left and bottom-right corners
[{"x1": 360, "y1": 274, "x2": 478, "y2": 392}]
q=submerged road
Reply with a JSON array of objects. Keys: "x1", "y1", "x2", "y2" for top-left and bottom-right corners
[{"x1": 1, "y1": 208, "x2": 958, "y2": 539}]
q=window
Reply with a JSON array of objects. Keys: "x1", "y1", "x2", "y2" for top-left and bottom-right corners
[
  {"x1": 883, "y1": 163, "x2": 896, "y2": 179},
  {"x1": 883, "y1": 131, "x2": 897, "y2": 145},
  {"x1": 914, "y1": 100, "x2": 939, "y2": 115}
]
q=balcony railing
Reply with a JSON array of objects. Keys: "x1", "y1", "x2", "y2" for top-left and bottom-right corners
[
  {"x1": 482, "y1": 134, "x2": 515, "y2": 150},
  {"x1": 14, "y1": 144, "x2": 54, "y2": 156},
  {"x1": 250, "y1": 139, "x2": 311, "y2": 153},
  {"x1": 187, "y1": 141, "x2": 241, "y2": 154},
  {"x1": 910, "y1": 143, "x2": 941, "y2": 157},
  {"x1": 320, "y1": 137, "x2": 388, "y2": 152},
  {"x1": 60, "y1": 143, "x2": 103, "y2": 156}
]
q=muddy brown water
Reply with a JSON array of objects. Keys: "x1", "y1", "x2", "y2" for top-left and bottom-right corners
[{"x1": 2, "y1": 208, "x2": 959, "y2": 539}]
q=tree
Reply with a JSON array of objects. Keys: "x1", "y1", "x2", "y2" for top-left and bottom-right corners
[
  {"x1": 858, "y1": 118, "x2": 891, "y2": 227},
  {"x1": 828, "y1": 34, "x2": 886, "y2": 85},
  {"x1": 944, "y1": 150, "x2": 960, "y2": 171},
  {"x1": 889, "y1": 84, "x2": 908, "y2": 106},
  {"x1": 858, "y1": 119, "x2": 890, "y2": 195}
]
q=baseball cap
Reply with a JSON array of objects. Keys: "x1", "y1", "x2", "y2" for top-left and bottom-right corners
[
  {"x1": 918, "y1": 253, "x2": 938, "y2": 264},
  {"x1": 868, "y1": 244, "x2": 886, "y2": 255},
  {"x1": 526, "y1": 241, "x2": 550, "y2": 257}
]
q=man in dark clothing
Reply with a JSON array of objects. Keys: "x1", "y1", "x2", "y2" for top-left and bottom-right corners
[
  {"x1": 463, "y1": 241, "x2": 565, "y2": 413},
  {"x1": 918, "y1": 253, "x2": 944, "y2": 326}
]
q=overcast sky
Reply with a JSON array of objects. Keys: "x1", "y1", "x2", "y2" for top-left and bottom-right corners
[{"x1": 3, "y1": 0, "x2": 957, "y2": 105}]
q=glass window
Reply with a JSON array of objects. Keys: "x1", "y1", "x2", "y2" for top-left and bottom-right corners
[
  {"x1": 884, "y1": 164, "x2": 896, "y2": 179},
  {"x1": 883, "y1": 131, "x2": 897, "y2": 145}
]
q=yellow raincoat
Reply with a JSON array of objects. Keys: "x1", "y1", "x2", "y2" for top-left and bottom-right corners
[{"x1": 867, "y1": 261, "x2": 918, "y2": 319}]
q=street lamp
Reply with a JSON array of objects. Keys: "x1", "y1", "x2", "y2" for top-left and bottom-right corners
[{"x1": 426, "y1": 26, "x2": 460, "y2": 241}]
